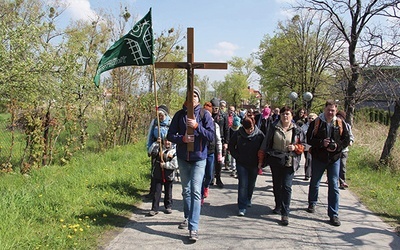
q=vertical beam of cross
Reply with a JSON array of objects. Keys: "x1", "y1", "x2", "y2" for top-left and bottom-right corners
[{"x1": 155, "y1": 28, "x2": 228, "y2": 151}]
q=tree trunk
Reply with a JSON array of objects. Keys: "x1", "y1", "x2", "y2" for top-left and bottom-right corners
[{"x1": 380, "y1": 100, "x2": 400, "y2": 166}]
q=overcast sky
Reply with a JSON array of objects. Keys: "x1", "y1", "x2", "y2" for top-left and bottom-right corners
[{"x1": 56, "y1": 0, "x2": 295, "y2": 85}]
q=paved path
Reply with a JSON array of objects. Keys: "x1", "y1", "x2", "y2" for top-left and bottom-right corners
[{"x1": 101, "y1": 166, "x2": 399, "y2": 249}]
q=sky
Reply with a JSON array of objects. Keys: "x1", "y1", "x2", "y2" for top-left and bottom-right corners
[{"x1": 59, "y1": 0, "x2": 295, "y2": 86}]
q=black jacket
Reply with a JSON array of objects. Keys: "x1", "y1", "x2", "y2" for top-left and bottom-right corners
[
  {"x1": 306, "y1": 115, "x2": 350, "y2": 163},
  {"x1": 228, "y1": 126, "x2": 264, "y2": 168}
]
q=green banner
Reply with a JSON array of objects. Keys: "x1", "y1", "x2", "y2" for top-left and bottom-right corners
[{"x1": 94, "y1": 8, "x2": 153, "y2": 87}]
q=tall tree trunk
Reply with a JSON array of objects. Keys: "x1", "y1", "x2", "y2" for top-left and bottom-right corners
[{"x1": 380, "y1": 100, "x2": 400, "y2": 166}]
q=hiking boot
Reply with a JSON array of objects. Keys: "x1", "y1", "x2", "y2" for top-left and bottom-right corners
[
  {"x1": 148, "y1": 210, "x2": 158, "y2": 216},
  {"x1": 238, "y1": 209, "x2": 246, "y2": 216},
  {"x1": 307, "y1": 204, "x2": 316, "y2": 213},
  {"x1": 203, "y1": 187, "x2": 209, "y2": 198},
  {"x1": 281, "y1": 216, "x2": 289, "y2": 226},
  {"x1": 330, "y1": 216, "x2": 341, "y2": 226},
  {"x1": 178, "y1": 219, "x2": 188, "y2": 229},
  {"x1": 165, "y1": 208, "x2": 172, "y2": 214},
  {"x1": 189, "y1": 230, "x2": 199, "y2": 241}
]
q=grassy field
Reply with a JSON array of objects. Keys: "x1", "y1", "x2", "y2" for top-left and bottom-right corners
[
  {"x1": 0, "y1": 141, "x2": 150, "y2": 249},
  {"x1": 0, "y1": 121, "x2": 399, "y2": 249}
]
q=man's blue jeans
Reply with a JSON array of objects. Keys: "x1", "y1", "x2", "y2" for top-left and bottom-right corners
[
  {"x1": 177, "y1": 158, "x2": 206, "y2": 231},
  {"x1": 308, "y1": 157, "x2": 340, "y2": 218},
  {"x1": 236, "y1": 163, "x2": 258, "y2": 210}
]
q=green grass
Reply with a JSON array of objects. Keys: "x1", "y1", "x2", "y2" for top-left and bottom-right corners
[
  {"x1": 347, "y1": 122, "x2": 400, "y2": 234},
  {"x1": 0, "y1": 140, "x2": 150, "y2": 250}
]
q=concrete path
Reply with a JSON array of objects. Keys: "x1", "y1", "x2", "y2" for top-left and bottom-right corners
[{"x1": 101, "y1": 166, "x2": 400, "y2": 250}]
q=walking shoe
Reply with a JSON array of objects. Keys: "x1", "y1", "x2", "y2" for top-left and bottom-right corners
[
  {"x1": 189, "y1": 230, "x2": 199, "y2": 241},
  {"x1": 178, "y1": 219, "x2": 188, "y2": 229},
  {"x1": 238, "y1": 209, "x2": 246, "y2": 216},
  {"x1": 148, "y1": 210, "x2": 158, "y2": 216},
  {"x1": 272, "y1": 207, "x2": 281, "y2": 214},
  {"x1": 330, "y1": 216, "x2": 341, "y2": 226},
  {"x1": 203, "y1": 187, "x2": 209, "y2": 198},
  {"x1": 165, "y1": 208, "x2": 172, "y2": 214},
  {"x1": 307, "y1": 204, "x2": 316, "y2": 213},
  {"x1": 281, "y1": 216, "x2": 289, "y2": 226}
]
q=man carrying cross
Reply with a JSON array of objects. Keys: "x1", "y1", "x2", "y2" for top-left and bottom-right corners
[
  {"x1": 167, "y1": 86, "x2": 214, "y2": 241},
  {"x1": 161, "y1": 27, "x2": 227, "y2": 242}
]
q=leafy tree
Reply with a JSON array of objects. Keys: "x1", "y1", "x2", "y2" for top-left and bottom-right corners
[
  {"x1": 256, "y1": 12, "x2": 341, "y2": 110},
  {"x1": 216, "y1": 57, "x2": 255, "y2": 108}
]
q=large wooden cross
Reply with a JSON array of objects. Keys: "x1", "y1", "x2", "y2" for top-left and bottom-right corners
[{"x1": 156, "y1": 27, "x2": 228, "y2": 151}]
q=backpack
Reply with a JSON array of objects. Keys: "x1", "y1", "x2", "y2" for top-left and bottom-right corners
[{"x1": 312, "y1": 117, "x2": 343, "y2": 136}]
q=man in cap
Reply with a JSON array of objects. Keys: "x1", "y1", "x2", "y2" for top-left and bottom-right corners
[{"x1": 167, "y1": 86, "x2": 214, "y2": 241}]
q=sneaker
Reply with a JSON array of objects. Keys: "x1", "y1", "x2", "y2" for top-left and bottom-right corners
[
  {"x1": 330, "y1": 216, "x2": 341, "y2": 226},
  {"x1": 281, "y1": 216, "x2": 289, "y2": 226},
  {"x1": 178, "y1": 219, "x2": 188, "y2": 229},
  {"x1": 272, "y1": 207, "x2": 281, "y2": 214},
  {"x1": 165, "y1": 208, "x2": 172, "y2": 214},
  {"x1": 148, "y1": 210, "x2": 158, "y2": 216},
  {"x1": 247, "y1": 201, "x2": 252, "y2": 207},
  {"x1": 203, "y1": 187, "x2": 209, "y2": 198},
  {"x1": 304, "y1": 176, "x2": 310, "y2": 181},
  {"x1": 189, "y1": 230, "x2": 199, "y2": 241},
  {"x1": 307, "y1": 204, "x2": 316, "y2": 213},
  {"x1": 339, "y1": 184, "x2": 345, "y2": 190},
  {"x1": 342, "y1": 182, "x2": 349, "y2": 188},
  {"x1": 238, "y1": 209, "x2": 246, "y2": 216}
]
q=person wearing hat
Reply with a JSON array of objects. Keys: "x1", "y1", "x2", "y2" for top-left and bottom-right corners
[
  {"x1": 167, "y1": 86, "x2": 215, "y2": 242},
  {"x1": 210, "y1": 97, "x2": 230, "y2": 188},
  {"x1": 228, "y1": 116, "x2": 264, "y2": 216},
  {"x1": 146, "y1": 105, "x2": 171, "y2": 199}
]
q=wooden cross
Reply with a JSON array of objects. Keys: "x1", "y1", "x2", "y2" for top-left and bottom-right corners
[{"x1": 155, "y1": 27, "x2": 228, "y2": 151}]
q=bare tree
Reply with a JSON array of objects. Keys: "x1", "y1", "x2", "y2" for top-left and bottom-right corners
[{"x1": 298, "y1": 0, "x2": 400, "y2": 126}]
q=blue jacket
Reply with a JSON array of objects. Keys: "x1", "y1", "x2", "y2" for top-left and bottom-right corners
[{"x1": 167, "y1": 104, "x2": 215, "y2": 162}]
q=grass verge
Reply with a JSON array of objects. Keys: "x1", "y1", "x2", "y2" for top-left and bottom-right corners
[
  {"x1": 347, "y1": 122, "x2": 400, "y2": 234},
  {"x1": 0, "y1": 141, "x2": 150, "y2": 250}
]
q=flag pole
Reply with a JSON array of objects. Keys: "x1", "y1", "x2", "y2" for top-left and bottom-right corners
[{"x1": 152, "y1": 64, "x2": 166, "y2": 183}]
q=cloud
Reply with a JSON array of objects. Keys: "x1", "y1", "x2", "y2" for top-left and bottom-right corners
[
  {"x1": 207, "y1": 41, "x2": 239, "y2": 58},
  {"x1": 63, "y1": 0, "x2": 97, "y2": 22}
]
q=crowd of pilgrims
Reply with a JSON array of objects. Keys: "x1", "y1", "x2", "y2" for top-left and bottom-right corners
[{"x1": 145, "y1": 90, "x2": 353, "y2": 241}]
